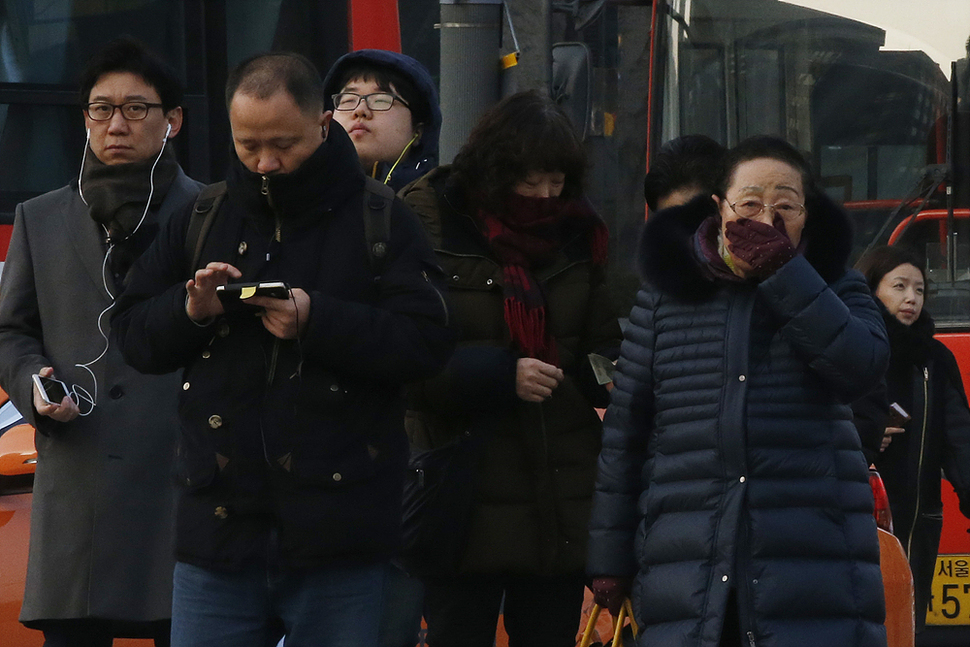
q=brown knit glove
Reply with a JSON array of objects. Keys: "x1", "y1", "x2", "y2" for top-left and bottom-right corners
[
  {"x1": 591, "y1": 577, "x2": 632, "y2": 616},
  {"x1": 724, "y1": 216, "x2": 796, "y2": 278}
]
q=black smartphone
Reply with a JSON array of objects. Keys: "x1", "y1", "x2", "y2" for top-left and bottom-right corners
[
  {"x1": 887, "y1": 402, "x2": 911, "y2": 427},
  {"x1": 216, "y1": 281, "x2": 290, "y2": 304},
  {"x1": 32, "y1": 374, "x2": 69, "y2": 406}
]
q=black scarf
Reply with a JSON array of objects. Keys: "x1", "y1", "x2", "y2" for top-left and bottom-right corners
[
  {"x1": 81, "y1": 144, "x2": 178, "y2": 242},
  {"x1": 80, "y1": 144, "x2": 178, "y2": 288},
  {"x1": 884, "y1": 306, "x2": 934, "y2": 372}
]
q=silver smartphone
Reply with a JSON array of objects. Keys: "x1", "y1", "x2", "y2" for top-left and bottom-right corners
[{"x1": 32, "y1": 374, "x2": 69, "y2": 406}]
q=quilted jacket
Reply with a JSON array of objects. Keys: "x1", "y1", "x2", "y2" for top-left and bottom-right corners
[{"x1": 587, "y1": 194, "x2": 890, "y2": 647}]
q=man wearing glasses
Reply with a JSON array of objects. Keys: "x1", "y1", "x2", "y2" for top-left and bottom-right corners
[
  {"x1": 0, "y1": 38, "x2": 202, "y2": 646},
  {"x1": 324, "y1": 50, "x2": 440, "y2": 191}
]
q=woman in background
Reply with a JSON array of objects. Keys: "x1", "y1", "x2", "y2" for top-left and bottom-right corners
[{"x1": 855, "y1": 245, "x2": 970, "y2": 634}]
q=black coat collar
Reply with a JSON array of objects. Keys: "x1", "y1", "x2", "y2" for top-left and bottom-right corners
[
  {"x1": 227, "y1": 121, "x2": 365, "y2": 231},
  {"x1": 639, "y1": 191, "x2": 853, "y2": 301}
]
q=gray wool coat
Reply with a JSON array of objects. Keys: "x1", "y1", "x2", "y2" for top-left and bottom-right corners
[{"x1": 0, "y1": 169, "x2": 202, "y2": 624}]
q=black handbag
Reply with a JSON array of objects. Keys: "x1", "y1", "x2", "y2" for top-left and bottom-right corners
[{"x1": 400, "y1": 426, "x2": 488, "y2": 577}]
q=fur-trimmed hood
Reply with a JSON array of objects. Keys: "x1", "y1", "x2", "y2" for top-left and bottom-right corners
[{"x1": 638, "y1": 190, "x2": 853, "y2": 301}]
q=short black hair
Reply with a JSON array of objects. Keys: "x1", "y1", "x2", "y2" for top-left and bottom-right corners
[
  {"x1": 226, "y1": 52, "x2": 324, "y2": 115},
  {"x1": 78, "y1": 37, "x2": 183, "y2": 112},
  {"x1": 451, "y1": 90, "x2": 586, "y2": 212},
  {"x1": 855, "y1": 245, "x2": 926, "y2": 294},
  {"x1": 716, "y1": 135, "x2": 816, "y2": 198},
  {"x1": 333, "y1": 64, "x2": 428, "y2": 130},
  {"x1": 644, "y1": 135, "x2": 725, "y2": 211}
]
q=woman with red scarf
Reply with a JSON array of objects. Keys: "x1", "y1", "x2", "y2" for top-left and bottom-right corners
[{"x1": 401, "y1": 90, "x2": 621, "y2": 647}]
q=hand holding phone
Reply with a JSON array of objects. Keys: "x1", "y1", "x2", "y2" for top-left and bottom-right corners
[
  {"x1": 31, "y1": 372, "x2": 79, "y2": 423},
  {"x1": 886, "y1": 402, "x2": 911, "y2": 428},
  {"x1": 32, "y1": 373, "x2": 69, "y2": 406},
  {"x1": 216, "y1": 281, "x2": 290, "y2": 310}
]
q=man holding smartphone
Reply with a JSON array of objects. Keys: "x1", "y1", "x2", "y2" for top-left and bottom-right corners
[
  {"x1": 111, "y1": 53, "x2": 452, "y2": 647},
  {"x1": 0, "y1": 39, "x2": 202, "y2": 646}
]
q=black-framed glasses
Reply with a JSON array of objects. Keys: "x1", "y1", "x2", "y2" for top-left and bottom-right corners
[
  {"x1": 84, "y1": 102, "x2": 164, "y2": 121},
  {"x1": 331, "y1": 92, "x2": 409, "y2": 112},
  {"x1": 728, "y1": 199, "x2": 805, "y2": 219}
]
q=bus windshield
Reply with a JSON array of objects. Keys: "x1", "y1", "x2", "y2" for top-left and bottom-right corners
[{"x1": 653, "y1": 0, "x2": 970, "y2": 326}]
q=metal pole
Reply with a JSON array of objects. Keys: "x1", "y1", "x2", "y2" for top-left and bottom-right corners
[{"x1": 438, "y1": 0, "x2": 503, "y2": 164}]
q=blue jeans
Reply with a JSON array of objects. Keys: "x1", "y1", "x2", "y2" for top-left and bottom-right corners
[
  {"x1": 171, "y1": 560, "x2": 384, "y2": 647},
  {"x1": 378, "y1": 562, "x2": 424, "y2": 647}
]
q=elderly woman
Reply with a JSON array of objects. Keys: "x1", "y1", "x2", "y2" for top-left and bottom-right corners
[
  {"x1": 588, "y1": 136, "x2": 890, "y2": 647},
  {"x1": 401, "y1": 90, "x2": 621, "y2": 647}
]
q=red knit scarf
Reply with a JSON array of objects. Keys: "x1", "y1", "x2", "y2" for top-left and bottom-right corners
[{"x1": 476, "y1": 193, "x2": 608, "y2": 365}]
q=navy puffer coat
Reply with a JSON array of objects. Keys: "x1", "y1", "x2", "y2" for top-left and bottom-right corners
[{"x1": 587, "y1": 194, "x2": 890, "y2": 647}]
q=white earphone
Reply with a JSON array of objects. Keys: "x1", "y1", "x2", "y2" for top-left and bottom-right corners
[{"x1": 164, "y1": 123, "x2": 172, "y2": 141}]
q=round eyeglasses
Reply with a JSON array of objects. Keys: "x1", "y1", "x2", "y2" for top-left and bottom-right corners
[
  {"x1": 85, "y1": 102, "x2": 164, "y2": 121},
  {"x1": 728, "y1": 199, "x2": 805, "y2": 220},
  {"x1": 331, "y1": 92, "x2": 409, "y2": 112}
]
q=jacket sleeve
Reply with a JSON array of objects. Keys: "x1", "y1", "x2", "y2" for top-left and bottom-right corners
[
  {"x1": 111, "y1": 202, "x2": 221, "y2": 375},
  {"x1": 938, "y1": 348, "x2": 970, "y2": 516},
  {"x1": 851, "y1": 380, "x2": 889, "y2": 465},
  {"x1": 298, "y1": 200, "x2": 454, "y2": 383},
  {"x1": 758, "y1": 257, "x2": 890, "y2": 403},
  {"x1": 587, "y1": 286, "x2": 656, "y2": 578},
  {"x1": 0, "y1": 203, "x2": 56, "y2": 434}
]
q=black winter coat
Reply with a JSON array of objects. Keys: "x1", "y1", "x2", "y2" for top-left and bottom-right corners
[
  {"x1": 112, "y1": 126, "x2": 453, "y2": 571},
  {"x1": 588, "y1": 195, "x2": 890, "y2": 647},
  {"x1": 868, "y1": 307, "x2": 970, "y2": 630}
]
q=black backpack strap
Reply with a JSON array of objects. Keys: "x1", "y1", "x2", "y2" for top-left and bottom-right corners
[
  {"x1": 362, "y1": 176, "x2": 394, "y2": 278},
  {"x1": 185, "y1": 181, "x2": 227, "y2": 272}
]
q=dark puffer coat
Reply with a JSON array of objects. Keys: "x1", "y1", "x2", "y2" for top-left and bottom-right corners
[
  {"x1": 868, "y1": 306, "x2": 970, "y2": 630},
  {"x1": 588, "y1": 194, "x2": 890, "y2": 647},
  {"x1": 401, "y1": 167, "x2": 621, "y2": 576}
]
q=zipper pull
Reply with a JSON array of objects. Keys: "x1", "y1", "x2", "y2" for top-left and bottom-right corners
[
  {"x1": 924, "y1": 367, "x2": 929, "y2": 381},
  {"x1": 747, "y1": 631, "x2": 756, "y2": 647},
  {"x1": 261, "y1": 175, "x2": 269, "y2": 196}
]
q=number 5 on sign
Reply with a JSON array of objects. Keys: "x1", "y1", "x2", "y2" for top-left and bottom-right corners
[{"x1": 926, "y1": 556, "x2": 970, "y2": 625}]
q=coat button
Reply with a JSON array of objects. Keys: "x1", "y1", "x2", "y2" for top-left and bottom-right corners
[
  {"x1": 332, "y1": 473, "x2": 342, "y2": 482},
  {"x1": 739, "y1": 476, "x2": 746, "y2": 483},
  {"x1": 208, "y1": 415, "x2": 223, "y2": 429},
  {"x1": 214, "y1": 506, "x2": 228, "y2": 519},
  {"x1": 202, "y1": 350, "x2": 211, "y2": 359},
  {"x1": 452, "y1": 275, "x2": 460, "y2": 281},
  {"x1": 218, "y1": 322, "x2": 230, "y2": 337},
  {"x1": 486, "y1": 278, "x2": 494, "y2": 285},
  {"x1": 109, "y1": 385, "x2": 124, "y2": 399},
  {"x1": 183, "y1": 382, "x2": 191, "y2": 390},
  {"x1": 738, "y1": 375, "x2": 746, "y2": 382},
  {"x1": 330, "y1": 384, "x2": 340, "y2": 392},
  {"x1": 722, "y1": 575, "x2": 729, "y2": 582},
  {"x1": 238, "y1": 241, "x2": 248, "y2": 255}
]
